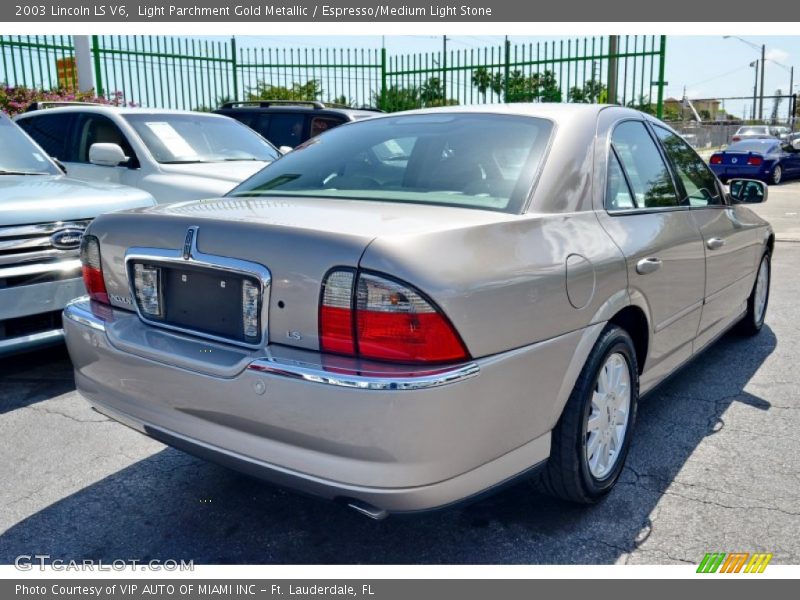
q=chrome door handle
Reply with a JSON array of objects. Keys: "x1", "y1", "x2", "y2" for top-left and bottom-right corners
[
  {"x1": 707, "y1": 238, "x2": 726, "y2": 250},
  {"x1": 636, "y1": 257, "x2": 662, "y2": 275}
]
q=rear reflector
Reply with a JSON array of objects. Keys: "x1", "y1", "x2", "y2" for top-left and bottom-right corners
[
  {"x1": 320, "y1": 270, "x2": 355, "y2": 355},
  {"x1": 319, "y1": 269, "x2": 469, "y2": 364},
  {"x1": 747, "y1": 156, "x2": 763, "y2": 166},
  {"x1": 80, "y1": 235, "x2": 109, "y2": 304},
  {"x1": 710, "y1": 154, "x2": 722, "y2": 165}
]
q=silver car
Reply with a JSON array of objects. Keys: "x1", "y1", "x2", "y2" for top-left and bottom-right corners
[
  {"x1": 63, "y1": 104, "x2": 773, "y2": 518},
  {"x1": 0, "y1": 112, "x2": 155, "y2": 356}
]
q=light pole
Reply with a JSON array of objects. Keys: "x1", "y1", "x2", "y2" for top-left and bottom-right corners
[
  {"x1": 766, "y1": 59, "x2": 795, "y2": 126},
  {"x1": 750, "y1": 60, "x2": 759, "y2": 121},
  {"x1": 724, "y1": 36, "x2": 766, "y2": 121}
]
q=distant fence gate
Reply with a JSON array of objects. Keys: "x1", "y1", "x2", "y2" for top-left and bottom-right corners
[{"x1": 0, "y1": 35, "x2": 668, "y2": 116}]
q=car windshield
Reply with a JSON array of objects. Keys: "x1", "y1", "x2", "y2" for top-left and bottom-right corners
[
  {"x1": 228, "y1": 113, "x2": 553, "y2": 213},
  {"x1": 0, "y1": 117, "x2": 59, "y2": 175},
  {"x1": 727, "y1": 141, "x2": 778, "y2": 153},
  {"x1": 123, "y1": 113, "x2": 280, "y2": 163}
]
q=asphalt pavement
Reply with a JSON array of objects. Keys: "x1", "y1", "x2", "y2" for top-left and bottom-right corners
[{"x1": 1, "y1": 182, "x2": 799, "y2": 565}]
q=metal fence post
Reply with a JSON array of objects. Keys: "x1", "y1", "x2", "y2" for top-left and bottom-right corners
[
  {"x1": 230, "y1": 36, "x2": 239, "y2": 101},
  {"x1": 91, "y1": 35, "x2": 103, "y2": 95},
  {"x1": 503, "y1": 38, "x2": 510, "y2": 103},
  {"x1": 380, "y1": 47, "x2": 387, "y2": 101},
  {"x1": 656, "y1": 35, "x2": 666, "y2": 118}
]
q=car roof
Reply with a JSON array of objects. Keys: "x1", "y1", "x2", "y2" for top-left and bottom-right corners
[{"x1": 215, "y1": 104, "x2": 377, "y2": 118}]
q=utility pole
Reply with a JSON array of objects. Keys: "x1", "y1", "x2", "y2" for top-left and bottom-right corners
[
  {"x1": 789, "y1": 66, "x2": 794, "y2": 126},
  {"x1": 73, "y1": 35, "x2": 94, "y2": 92},
  {"x1": 751, "y1": 60, "x2": 759, "y2": 121},
  {"x1": 607, "y1": 35, "x2": 619, "y2": 105},
  {"x1": 759, "y1": 43, "x2": 766, "y2": 121}
]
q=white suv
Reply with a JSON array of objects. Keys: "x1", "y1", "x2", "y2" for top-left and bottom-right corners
[{"x1": 15, "y1": 103, "x2": 280, "y2": 203}]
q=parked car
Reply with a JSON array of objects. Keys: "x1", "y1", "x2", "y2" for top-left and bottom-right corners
[
  {"x1": 213, "y1": 100, "x2": 379, "y2": 152},
  {"x1": 730, "y1": 125, "x2": 777, "y2": 143},
  {"x1": 769, "y1": 126, "x2": 791, "y2": 140},
  {"x1": 0, "y1": 112, "x2": 155, "y2": 356},
  {"x1": 63, "y1": 104, "x2": 773, "y2": 518},
  {"x1": 14, "y1": 103, "x2": 280, "y2": 203},
  {"x1": 710, "y1": 138, "x2": 800, "y2": 184}
]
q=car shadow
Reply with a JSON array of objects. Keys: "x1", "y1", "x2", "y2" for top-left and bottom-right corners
[
  {"x1": 0, "y1": 327, "x2": 776, "y2": 564},
  {"x1": 0, "y1": 345, "x2": 75, "y2": 415}
]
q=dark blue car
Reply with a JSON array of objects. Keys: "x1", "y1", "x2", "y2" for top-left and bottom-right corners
[{"x1": 710, "y1": 138, "x2": 800, "y2": 185}]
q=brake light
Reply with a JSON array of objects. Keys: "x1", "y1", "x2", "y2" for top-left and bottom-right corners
[
  {"x1": 319, "y1": 270, "x2": 469, "y2": 364},
  {"x1": 80, "y1": 235, "x2": 109, "y2": 304},
  {"x1": 732, "y1": 136, "x2": 741, "y2": 142},
  {"x1": 747, "y1": 155, "x2": 763, "y2": 166},
  {"x1": 710, "y1": 154, "x2": 722, "y2": 165}
]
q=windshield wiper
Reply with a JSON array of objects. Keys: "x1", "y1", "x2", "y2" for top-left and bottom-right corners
[{"x1": 0, "y1": 169, "x2": 50, "y2": 175}]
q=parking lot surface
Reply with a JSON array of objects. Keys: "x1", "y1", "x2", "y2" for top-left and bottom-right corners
[{"x1": 1, "y1": 182, "x2": 799, "y2": 565}]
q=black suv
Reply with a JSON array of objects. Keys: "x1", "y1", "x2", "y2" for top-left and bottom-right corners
[{"x1": 213, "y1": 101, "x2": 380, "y2": 150}]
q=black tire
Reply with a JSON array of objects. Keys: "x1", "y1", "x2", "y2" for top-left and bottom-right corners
[
  {"x1": 738, "y1": 252, "x2": 771, "y2": 336},
  {"x1": 770, "y1": 164, "x2": 783, "y2": 185},
  {"x1": 539, "y1": 325, "x2": 639, "y2": 504}
]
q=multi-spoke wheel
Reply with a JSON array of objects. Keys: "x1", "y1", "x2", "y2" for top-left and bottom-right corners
[
  {"x1": 739, "y1": 252, "x2": 771, "y2": 335},
  {"x1": 539, "y1": 325, "x2": 639, "y2": 503},
  {"x1": 771, "y1": 165, "x2": 783, "y2": 185}
]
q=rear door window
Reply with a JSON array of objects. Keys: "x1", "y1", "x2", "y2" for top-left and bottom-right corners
[{"x1": 266, "y1": 114, "x2": 305, "y2": 148}]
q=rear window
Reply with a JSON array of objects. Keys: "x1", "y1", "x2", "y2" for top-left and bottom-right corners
[
  {"x1": 727, "y1": 141, "x2": 777, "y2": 154},
  {"x1": 228, "y1": 113, "x2": 553, "y2": 213},
  {"x1": 736, "y1": 126, "x2": 768, "y2": 135}
]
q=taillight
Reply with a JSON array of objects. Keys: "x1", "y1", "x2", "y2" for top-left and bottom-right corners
[
  {"x1": 747, "y1": 155, "x2": 763, "y2": 166},
  {"x1": 319, "y1": 270, "x2": 355, "y2": 355},
  {"x1": 319, "y1": 269, "x2": 469, "y2": 364},
  {"x1": 80, "y1": 235, "x2": 109, "y2": 304},
  {"x1": 732, "y1": 136, "x2": 741, "y2": 142},
  {"x1": 710, "y1": 154, "x2": 722, "y2": 165}
]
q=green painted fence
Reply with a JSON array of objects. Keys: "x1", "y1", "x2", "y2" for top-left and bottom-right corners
[{"x1": 0, "y1": 35, "x2": 668, "y2": 116}]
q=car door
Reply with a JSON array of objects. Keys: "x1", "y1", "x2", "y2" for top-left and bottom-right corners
[
  {"x1": 595, "y1": 118, "x2": 706, "y2": 391},
  {"x1": 65, "y1": 113, "x2": 140, "y2": 186},
  {"x1": 782, "y1": 143, "x2": 800, "y2": 175},
  {"x1": 651, "y1": 123, "x2": 763, "y2": 349}
]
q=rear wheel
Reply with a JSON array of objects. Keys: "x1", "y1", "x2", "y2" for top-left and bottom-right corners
[
  {"x1": 771, "y1": 164, "x2": 783, "y2": 185},
  {"x1": 739, "y1": 252, "x2": 770, "y2": 335},
  {"x1": 539, "y1": 325, "x2": 639, "y2": 504}
]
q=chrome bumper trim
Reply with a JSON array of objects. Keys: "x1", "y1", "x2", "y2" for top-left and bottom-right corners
[
  {"x1": 63, "y1": 298, "x2": 480, "y2": 390},
  {"x1": 0, "y1": 328, "x2": 64, "y2": 354},
  {"x1": 247, "y1": 358, "x2": 480, "y2": 390},
  {"x1": 0, "y1": 258, "x2": 81, "y2": 279},
  {"x1": 63, "y1": 297, "x2": 107, "y2": 332}
]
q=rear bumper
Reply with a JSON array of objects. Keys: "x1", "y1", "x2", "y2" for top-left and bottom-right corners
[
  {"x1": 710, "y1": 164, "x2": 774, "y2": 181},
  {"x1": 64, "y1": 298, "x2": 602, "y2": 513}
]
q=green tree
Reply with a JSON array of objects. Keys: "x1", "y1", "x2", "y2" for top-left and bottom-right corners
[
  {"x1": 569, "y1": 79, "x2": 606, "y2": 104},
  {"x1": 373, "y1": 85, "x2": 421, "y2": 112},
  {"x1": 470, "y1": 68, "x2": 561, "y2": 103},
  {"x1": 246, "y1": 79, "x2": 322, "y2": 102}
]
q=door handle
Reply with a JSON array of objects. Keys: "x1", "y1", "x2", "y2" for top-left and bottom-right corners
[
  {"x1": 707, "y1": 238, "x2": 726, "y2": 250},
  {"x1": 636, "y1": 257, "x2": 662, "y2": 275}
]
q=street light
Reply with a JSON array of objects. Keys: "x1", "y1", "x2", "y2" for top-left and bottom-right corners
[
  {"x1": 723, "y1": 36, "x2": 766, "y2": 120},
  {"x1": 750, "y1": 60, "x2": 758, "y2": 121},
  {"x1": 766, "y1": 58, "x2": 795, "y2": 127}
]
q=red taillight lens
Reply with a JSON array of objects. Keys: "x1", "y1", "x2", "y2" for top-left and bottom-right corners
[
  {"x1": 747, "y1": 156, "x2": 763, "y2": 166},
  {"x1": 319, "y1": 270, "x2": 469, "y2": 364},
  {"x1": 732, "y1": 136, "x2": 741, "y2": 142},
  {"x1": 80, "y1": 234, "x2": 109, "y2": 304},
  {"x1": 710, "y1": 154, "x2": 723, "y2": 165},
  {"x1": 319, "y1": 270, "x2": 355, "y2": 354}
]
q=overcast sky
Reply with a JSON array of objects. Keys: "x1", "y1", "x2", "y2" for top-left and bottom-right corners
[{"x1": 226, "y1": 35, "x2": 799, "y2": 119}]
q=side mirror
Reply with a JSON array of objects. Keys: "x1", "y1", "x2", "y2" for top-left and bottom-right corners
[
  {"x1": 729, "y1": 178, "x2": 768, "y2": 204},
  {"x1": 278, "y1": 145, "x2": 293, "y2": 156},
  {"x1": 89, "y1": 143, "x2": 128, "y2": 167}
]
